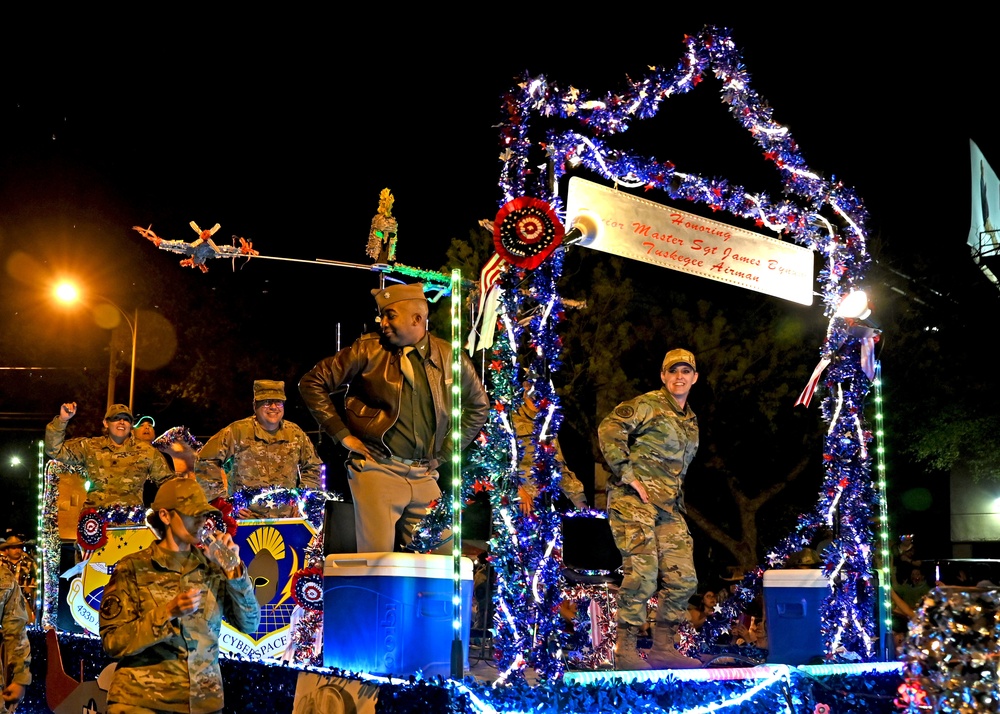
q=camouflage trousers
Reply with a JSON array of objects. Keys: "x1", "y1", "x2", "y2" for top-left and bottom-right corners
[{"x1": 608, "y1": 486, "x2": 697, "y2": 627}]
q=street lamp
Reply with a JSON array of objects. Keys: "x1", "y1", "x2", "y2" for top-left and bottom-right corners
[
  {"x1": 52, "y1": 282, "x2": 139, "y2": 413},
  {"x1": 8, "y1": 455, "x2": 29, "y2": 477}
]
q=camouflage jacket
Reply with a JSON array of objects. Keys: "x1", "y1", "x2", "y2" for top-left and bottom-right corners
[
  {"x1": 100, "y1": 541, "x2": 260, "y2": 713},
  {"x1": 512, "y1": 402, "x2": 587, "y2": 509},
  {"x1": 0, "y1": 554, "x2": 37, "y2": 594},
  {"x1": 0, "y1": 567, "x2": 31, "y2": 687},
  {"x1": 197, "y1": 416, "x2": 324, "y2": 517},
  {"x1": 45, "y1": 417, "x2": 174, "y2": 510},
  {"x1": 598, "y1": 388, "x2": 699, "y2": 513}
]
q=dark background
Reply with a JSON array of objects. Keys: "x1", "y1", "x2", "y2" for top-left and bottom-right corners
[{"x1": 2, "y1": 14, "x2": 997, "y2": 561}]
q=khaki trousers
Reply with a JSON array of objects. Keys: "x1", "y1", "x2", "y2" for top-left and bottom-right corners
[{"x1": 346, "y1": 455, "x2": 440, "y2": 552}]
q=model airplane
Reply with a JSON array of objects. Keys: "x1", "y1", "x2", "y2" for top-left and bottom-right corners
[{"x1": 133, "y1": 223, "x2": 259, "y2": 272}]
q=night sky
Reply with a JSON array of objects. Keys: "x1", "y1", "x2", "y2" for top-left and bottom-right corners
[{"x1": 2, "y1": 15, "x2": 998, "y2": 542}]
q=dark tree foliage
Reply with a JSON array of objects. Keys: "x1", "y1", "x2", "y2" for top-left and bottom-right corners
[{"x1": 443, "y1": 226, "x2": 831, "y2": 578}]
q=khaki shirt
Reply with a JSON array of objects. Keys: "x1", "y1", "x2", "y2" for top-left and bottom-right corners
[
  {"x1": 99, "y1": 541, "x2": 260, "y2": 713},
  {"x1": 45, "y1": 417, "x2": 175, "y2": 511}
]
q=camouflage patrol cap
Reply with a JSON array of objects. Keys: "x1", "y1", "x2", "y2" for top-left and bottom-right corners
[
  {"x1": 151, "y1": 477, "x2": 220, "y2": 518},
  {"x1": 662, "y1": 349, "x2": 697, "y2": 372},
  {"x1": 104, "y1": 403, "x2": 134, "y2": 421},
  {"x1": 253, "y1": 380, "x2": 286, "y2": 402},
  {"x1": 371, "y1": 282, "x2": 426, "y2": 311}
]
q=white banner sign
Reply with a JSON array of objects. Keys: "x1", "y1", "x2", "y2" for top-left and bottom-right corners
[{"x1": 565, "y1": 177, "x2": 814, "y2": 305}]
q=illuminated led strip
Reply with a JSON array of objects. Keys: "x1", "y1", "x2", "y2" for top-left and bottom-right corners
[
  {"x1": 459, "y1": 661, "x2": 907, "y2": 713},
  {"x1": 501, "y1": 313, "x2": 519, "y2": 369},
  {"x1": 491, "y1": 652, "x2": 526, "y2": 688},
  {"x1": 873, "y1": 363, "x2": 893, "y2": 652},
  {"x1": 35, "y1": 438, "x2": 44, "y2": 621},
  {"x1": 780, "y1": 164, "x2": 821, "y2": 180},
  {"x1": 564, "y1": 659, "x2": 903, "y2": 685},
  {"x1": 538, "y1": 295, "x2": 556, "y2": 331},
  {"x1": 499, "y1": 508, "x2": 520, "y2": 550},
  {"x1": 450, "y1": 269, "x2": 464, "y2": 677},
  {"x1": 830, "y1": 200, "x2": 863, "y2": 240},
  {"x1": 743, "y1": 194, "x2": 788, "y2": 232},
  {"x1": 855, "y1": 414, "x2": 868, "y2": 460},
  {"x1": 827, "y1": 488, "x2": 843, "y2": 526},
  {"x1": 569, "y1": 134, "x2": 646, "y2": 188},
  {"x1": 566, "y1": 666, "x2": 795, "y2": 713},
  {"x1": 539, "y1": 402, "x2": 555, "y2": 443},
  {"x1": 800, "y1": 660, "x2": 903, "y2": 676},
  {"x1": 498, "y1": 411, "x2": 518, "y2": 474},
  {"x1": 828, "y1": 383, "x2": 843, "y2": 435},
  {"x1": 530, "y1": 536, "x2": 556, "y2": 604}
]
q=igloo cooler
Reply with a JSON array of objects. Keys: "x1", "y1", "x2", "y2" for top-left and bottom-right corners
[
  {"x1": 323, "y1": 552, "x2": 473, "y2": 677},
  {"x1": 763, "y1": 568, "x2": 830, "y2": 665}
]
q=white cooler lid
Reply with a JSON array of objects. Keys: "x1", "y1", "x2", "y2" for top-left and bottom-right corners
[
  {"x1": 762, "y1": 568, "x2": 831, "y2": 588},
  {"x1": 325, "y1": 551, "x2": 473, "y2": 579}
]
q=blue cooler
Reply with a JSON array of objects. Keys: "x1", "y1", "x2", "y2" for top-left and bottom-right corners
[
  {"x1": 323, "y1": 552, "x2": 473, "y2": 677},
  {"x1": 763, "y1": 569, "x2": 830, "y2": 665}
]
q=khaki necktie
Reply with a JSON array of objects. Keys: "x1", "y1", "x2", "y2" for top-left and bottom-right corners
[{"x1": 401, "y1": 346, "x2": 417, "y2": 387}]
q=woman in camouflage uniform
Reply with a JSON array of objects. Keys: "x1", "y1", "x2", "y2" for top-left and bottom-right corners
[
  {"x1": 598, "y1": 348, "x2": 702, "y2": 670},
  {"x1": 99, "y1": 478, "x2": 260, "y2": 713}
]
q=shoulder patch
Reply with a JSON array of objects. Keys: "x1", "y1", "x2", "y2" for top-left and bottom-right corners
[
  {"x1": 100, "y1": 594, "x2": 123, "y2": 620},
  {"x1": 614, "y1": 405, "x2": 636, "y2": 419}
]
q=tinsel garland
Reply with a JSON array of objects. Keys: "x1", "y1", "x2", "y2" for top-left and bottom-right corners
[
  {"x1": 481, "y1": 265, "x2": 531, "y2": 681},
  {"x1": 472, "y1": 251, "x2": 575, "y2": 683},
  {"x1": 151, "y1": 425, "x2": 203, "y2": 452},
  {"x1": 561, "y1": 580, "x2": 616, "y2": 670},
  {"x1": 520, "y1": 249, "x2": 571, "y2": 680},
  {"x1": 229, "y1": 486, "x2": 331, "y2": 531},
  {"x1": 21, "y1": 629, "x2": 905, "y2": 714},
  {"x1": 498, "y1": 24, "x2": 877, "y2": 661},
  {"x1": 39, "y1": 460, "x2": 81, "y2": 629},
  {"x1": 897, "y1": 587, "x2": 1000, "y2": 712}
]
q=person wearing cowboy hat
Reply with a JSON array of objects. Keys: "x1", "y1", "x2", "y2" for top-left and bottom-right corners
[
  {"x1": 100, "y1": 477, "x2": 259, "y2": 713},
  {"x1": 598, "y1": 348, "x2": 703, "y2": 670},
  {"x1": 299, "y1": 282, "x2": 490, "y2": 553},
  {"x1": 0, "y1": 535, "x2": 37, "y2": 624},
  {"x1": 197, "y1": 380, "x2": 324, "y2": 519},
  {"x1": 44, "y1": 401, "x2": 175, "y2": 513}
]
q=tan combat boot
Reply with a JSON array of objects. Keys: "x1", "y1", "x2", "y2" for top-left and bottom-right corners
[
  {"x1": 614, "y1": 622, "x2": 651, "y2": 670},
  {"x1": 646, "y1": 623, "x2": 701, "y2": 669}
]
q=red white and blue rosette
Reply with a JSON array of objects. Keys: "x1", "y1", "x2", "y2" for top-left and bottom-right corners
[
  {"x1": 493, "y1": 196, "x2": 565, "y2": 270},
  {"x1": 290, "y1": 567, "x2": 324, "y2": 612},
  {"x1": 77, "y1": 508, "x2": 108, "y2": 551}
]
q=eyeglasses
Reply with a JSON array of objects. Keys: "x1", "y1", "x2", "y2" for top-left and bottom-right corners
[
  {"x1": 108, "y1": 416, "x2": 133, "y2": 424},
  {"x1": 258, "y1": 400, "x2": 285, "y2": 408}
]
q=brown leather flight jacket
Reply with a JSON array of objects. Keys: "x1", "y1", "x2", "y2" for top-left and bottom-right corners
[{"x1": 298, "y1": 331, "x2": 489, "y2": 467}]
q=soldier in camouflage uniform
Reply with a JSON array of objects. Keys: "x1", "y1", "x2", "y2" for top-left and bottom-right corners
[
  {"x1": 0, "y1": 536, "x2": 37, "y2": 624},
  {"x1": 100, "y1": 477, "x2": 260, "y2": 714},
  {"x1": 45, "y1": 402, "x2": 175, "y2": 513},
  {"x1": 197, "y1": 380, "x2": 324, "y2": 519},
  {"x1": 514, "y1": 384, "x2": 588, "y2": 514},
  {"x1": 598, "y1": 348, "x2": 702, "y2": 670},
  {"x1": 0, "y1": 564, "x2": 31, "y2": 710}
]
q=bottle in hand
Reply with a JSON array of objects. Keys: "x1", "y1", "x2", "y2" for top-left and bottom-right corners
[{"x1": 200, "y1": 529, "x2": 240, "y2": 572}]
